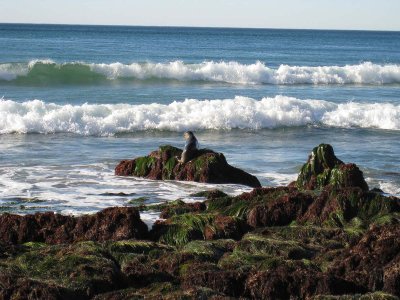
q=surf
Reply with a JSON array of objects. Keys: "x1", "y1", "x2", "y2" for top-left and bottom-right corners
[
  {"x1": 1, "y1": 96, "x2": 399, "y2": 135},
  {"x1": 1, "y1": 60, "x2": 400, "y2": 85}
]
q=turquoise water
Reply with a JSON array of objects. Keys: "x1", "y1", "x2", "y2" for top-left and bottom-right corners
[{"x1": 0, "y1": 24, "x2": 399, "y2": 223}]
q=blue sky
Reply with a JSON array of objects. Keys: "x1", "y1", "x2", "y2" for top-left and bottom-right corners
[{"x1": 1, "y1": 0, "x2": 399, "y2": 31}]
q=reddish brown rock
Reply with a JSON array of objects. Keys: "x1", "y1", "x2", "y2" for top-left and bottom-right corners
[
  {"x1": 181, "y1": 262, "x2": 246, "y2": 297},
  {"x1": 0, "y1": 273, "x2": 73, "y2": 300},
  {"x1": 330, "y1": 223, "x2": 400, "y2": 296},
  {"x1": 115, "y1": 145, "x2": 261, "y2": 188},
  {"x1": 245, "y1": 262, "x2": 365, "y2": 299},
  {"x1": 247, "y1": 191, "x2": 314, "y2": 227},
  {"x1": 0, "y1": 207, "x2": 148, "y2": 245},
  {"x1": 204, "y1": 215, "x2": 248, "y2": 240}
]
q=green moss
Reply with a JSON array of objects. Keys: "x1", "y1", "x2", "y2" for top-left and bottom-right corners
[
  {"x1": 236, "y1": 233, "x2": 312, "y2": 259},
  {"x1": 371, "y1": 213, "x2": 400, "y2": 226},
  {"x1": 206, "y1": 197, "x2": 250, "y2": 218},
  {"x1": 107, "y1": 240, "x2": 172, "y2": 266},
  {"x1": 163, "y1": 157, "x2": 177, "y2": 179},
  {"x1": 190, "y1": 190, "x2": 228, "y2": 198},
  {"x1": 296, "y1": 144, "x2": 343, "y2": 190},
  {"x1": 6, "y1": 242, "x2": 119, "y2": 293},
  {"x1": 127, "y1": 197, "x2": 149, "y2": 205},
  {"x1": 159, "y1": 145, "x2": 181, "y2": 156},
  {"x1": 108, "y1": 240, "x2": 160, "y2": 254},
  {"x1": 134, "y1": 156, "x2": 157, "y2": 177},
  {"x1": 22, "y1": 242, "x2": 47, "y2": 250},
  {"x1": 140, "y1": 199, "x2": 203, "y2": 217},
  {"x1": 157, "y1": 214, "x2": 215, "y2": 246},
  {"x1": 181, "y1": 240, "x2": 233, "y2": 261},
  {"x1": 218, "y1": 246, "x2": 296, "y2": 273}
]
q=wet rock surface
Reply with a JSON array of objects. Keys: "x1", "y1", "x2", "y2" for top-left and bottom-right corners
[
  {"x1": 115, "y1": 145, "x2": 261, "y2": 188},
  {"x1": 1, "y1": 144, "x2": 400, "y2": 299}
]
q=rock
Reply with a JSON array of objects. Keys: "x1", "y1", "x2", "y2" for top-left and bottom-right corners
[
  {"x1": 190, "y1": 189, "x2": 228, "y2": 199},
  {"x1": 296, "y1": 144, "x2": 369, "y2": 191},
  {"x1": 330, "y1": 223, "x2": 400, "y2": 296},
  {"x1": 151, "y1": 213, "x2": 248, "y2": 246},
  {"x1": 0, "y1": 242, "x2": 123, "y2": 298},
  {"x1": 0, "y1": 272, "x2": 73, "y2": 300},
  {"x1": 247, "y1": 191, "x2": 314, "y2": 227},
  {"x1": 115, "y1": 145, "x2": 261, "y2": 188},
  {"x1": 311, "y1": 292, "x2": 400, "y2": 300},
  {"x1": 0, "y1": 207, "x2": 148, "y2": 244},
  {"x1": 299, "y1": 187, "x2": 400, "y2": 227},
  {"x1": 159, "y1": 200, "x2": 206, "y2": 219},
  {"x1": 245, "y1": 262, "x2": 365, "y2": 300},
  {"x1": 204, "y1": 215, "x2": 249, "y2": 240},
  {"x1": 181, "y1": 262, "x2": 246, "y2": 297}
]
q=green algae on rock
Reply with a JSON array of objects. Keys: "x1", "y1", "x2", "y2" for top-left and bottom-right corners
[
  {"x1": 1, "y1": 144, "x2": 400, "y2": 299},
  {"x1": 115, "y1": 145, "x2": 261, "y2": 188},
  {"x1": 296, "y1": 144, "x2": 369, "y2": 191}
]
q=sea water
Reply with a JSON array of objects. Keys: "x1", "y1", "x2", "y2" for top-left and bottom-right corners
[{"x1": 0, "y1": 24, "x2": 399, "y2": 225}]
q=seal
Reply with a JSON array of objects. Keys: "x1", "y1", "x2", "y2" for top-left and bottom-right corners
[{"x1": 178, "y1": 131, "x2": 199, "y2": 164}]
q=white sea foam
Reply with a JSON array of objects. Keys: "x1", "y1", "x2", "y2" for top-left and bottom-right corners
[
  {"x1": 1, "y1": 96, "x2": 400, "y2": 135},
  {"x1": 379, "y1": 181, "x2": 400, "y2": 197},
  {"x1": 1, "y1": 60, "x2": 400, "y2": 85}
]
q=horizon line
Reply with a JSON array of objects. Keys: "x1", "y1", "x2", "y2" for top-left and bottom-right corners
[{"x1": 1, "y1": 22, "x2": 399, "y2": 33}]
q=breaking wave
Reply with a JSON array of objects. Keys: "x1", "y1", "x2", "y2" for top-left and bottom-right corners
[
  {"x1": 1, "y1": 96, "x2": 399, "y2": 135},
  {"x1": 1, "y1": 60, "x2": 400, "y2": 85}
]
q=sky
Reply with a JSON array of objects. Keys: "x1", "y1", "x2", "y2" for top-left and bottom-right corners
[{"x1": 1, "y1": 0, "x2": 400, "y2": 31}]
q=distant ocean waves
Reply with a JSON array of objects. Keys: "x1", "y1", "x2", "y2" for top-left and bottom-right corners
[
  {"x1": 1, "y1": 96, "x2": 399, "y2": 135},
  {"x1": 1, "y1": 60, "x2": 400, "y2": 85}
]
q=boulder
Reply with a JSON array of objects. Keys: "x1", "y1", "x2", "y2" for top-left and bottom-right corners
[
  {"x1": 296, "y1": 144, "x2": 369, "y2": 191},
  {"x1": 330, "y1": 223, "x2": 400, "y2": 296},
  {"x1": 0, "y1": 207, "x2": 148, "y2": 244},
  {"x1": 115, "y1": 145, "x2": 261, "y2": 188}
]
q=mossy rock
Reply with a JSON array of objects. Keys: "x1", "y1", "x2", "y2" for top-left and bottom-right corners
[
  {"x1": 235, "y1": 233, "x2": 314, "y2": 260},
  {"x1": 181, "y1": 239, "x2": 235, "y2": 261},
  {"x1": 151, "y1": 214, "x2": 216, "y2": 246},
  {"x1": 3, "y1": 241, "x2": 121, "y2": 297},
  {"x1": 316, "y1": 187, "x2": 400, "y2": 229},
  {"x1": 115, "y1": 145, "x2": 261, "y2": 188},
  {"x1": 190, "y1": 189, "x2": 228, "y2": 199},
  {"x1": 296, "y1": 144, "x2": 369, "y2": 191},
  {"x1": 311, "y1": 292, "x2": 400, "y2": 300}
]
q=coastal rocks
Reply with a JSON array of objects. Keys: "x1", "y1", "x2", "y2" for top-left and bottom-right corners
[
  {"x1": 150, "y1": 213, "x2": 248, "y2": 246},
  {"x1": 1, "y1": 143, "x2": 399, "y2": 298},
  {"x1": 0, "y1": 207, "x2": 148, "y2": 245},
  {"x1": 0, "y1": 272, "x2": 72, "y2": 300},
  {"x1": 0, "y1": 242, "x2": 123, "y2": 298},
  {"x1": 330, "y1": 223, "x2": 400, "y2": 295},
  {"x1": 115, "y1": 145, "x2": 261, "y2": 188},
  {"x1": 296, "y1": 144, "x2": 369, "y2": 191},
  {"x1": 245, "y1": 261, "x2": 365, "y2": 299},
  {"x1": 247, "y1": 191, "x2": 315, "y2": 227}
]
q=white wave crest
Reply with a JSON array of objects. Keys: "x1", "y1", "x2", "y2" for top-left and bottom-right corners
[
  {"x1": 1, "y1": 96, "x2": 399, "y2": 135},
  {"x1": 85, "y1": 61, "x2": 400, "y2": 84},
  {"x1": 1, "y1": 60, "x2": 400, "y2": 85}
]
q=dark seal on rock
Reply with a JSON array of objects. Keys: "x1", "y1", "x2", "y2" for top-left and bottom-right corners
[{"x1": 115, "y1": 145, "x2": 261, "y2": 188}]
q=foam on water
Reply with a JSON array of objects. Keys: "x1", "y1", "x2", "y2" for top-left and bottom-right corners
[
  {"x1": 1, "y1": 96, "x2": 400, "y2": 135},
  {"x1": 0, "y1": 162, "x2": 251, "y2": 225},
  {"x1": 1, "y1": 60, "x2": 400, "y2": 85}
]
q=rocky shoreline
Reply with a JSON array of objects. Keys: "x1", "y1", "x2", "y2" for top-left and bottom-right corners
[{"x1": 0, "y1": 144, "x2": 399, "y2": 299}]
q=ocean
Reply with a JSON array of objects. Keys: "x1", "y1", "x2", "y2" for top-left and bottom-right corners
[{"x1": 0, "y1": 24, "x2": 399, "y2": 225}]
